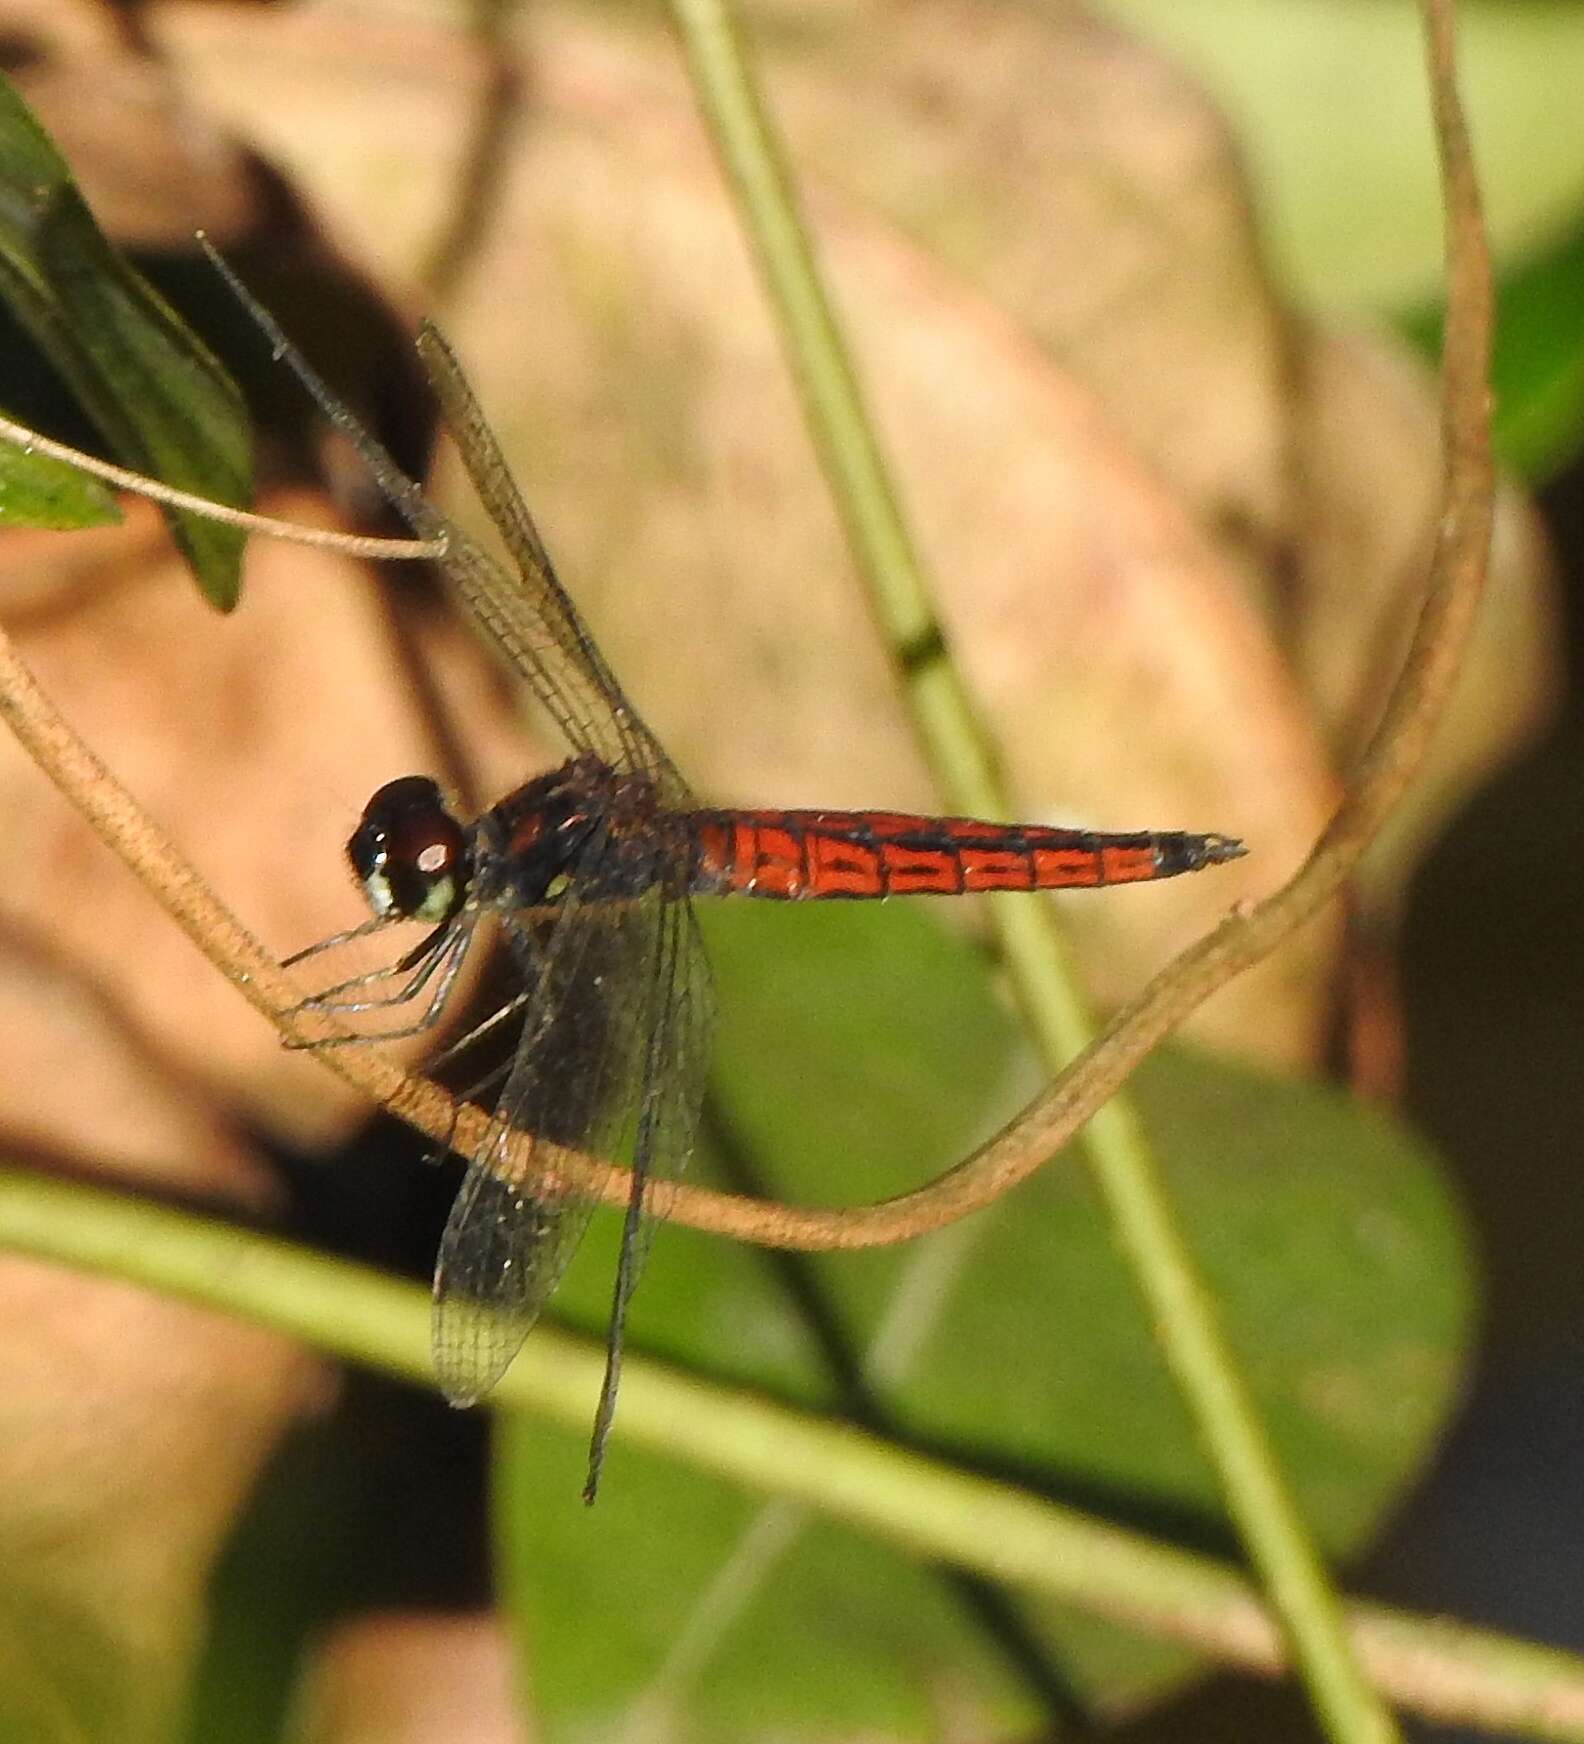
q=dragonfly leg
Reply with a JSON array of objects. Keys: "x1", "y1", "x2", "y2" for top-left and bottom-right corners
[
  {"x1": 290, "y1": 920, "x2": 456, "y2": 1014},
  {"x1": 286, "y1": 922, "x2": 475, "y2": 1048},
  {"x1": 279, "y1": 912, "x2": 395, "y2": 970},
  {"x1": 449, "y1": 1056, "x2": 515, "y2": 1110},
  {"x1": 425, "y1": 985, "x2": 534, "y2": 1077}
]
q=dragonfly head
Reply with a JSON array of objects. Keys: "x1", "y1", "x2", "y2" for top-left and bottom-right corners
[{"x1": 349, "y1": 776, "x2": 472, "y2": 925}]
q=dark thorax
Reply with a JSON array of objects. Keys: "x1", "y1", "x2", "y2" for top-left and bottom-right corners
[{"x1": 480, "y1": 754, "x2": 681, "y2": 911}]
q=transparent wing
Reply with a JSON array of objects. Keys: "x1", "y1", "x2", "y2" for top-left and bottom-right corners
[
  {"x1": 415, "y1": 325, "x2": 688, "y2": 797},
  {"x1": 204, "y1": 244, "x2": 679, "y2": 785},
  {"x1": 430, "y1": 1151, "x2": 595, "y2": 1407},
  {"x1": 583, "y1": 897, "x2": 714, "y2": 1497}
]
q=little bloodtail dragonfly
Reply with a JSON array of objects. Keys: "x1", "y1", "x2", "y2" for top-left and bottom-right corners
[{"x1": 235, "y1": 269, "x2": 1245, "y2": 1500}]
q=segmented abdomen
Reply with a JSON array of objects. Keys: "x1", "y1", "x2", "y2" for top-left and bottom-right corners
[{"x1": 685, "y1": 809, "x2": 1242, "y2": 900}]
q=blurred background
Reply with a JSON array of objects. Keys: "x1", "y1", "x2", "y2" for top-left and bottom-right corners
[{"x1": 0, "y1": 1, "x2": 1580, "y2": 1740}]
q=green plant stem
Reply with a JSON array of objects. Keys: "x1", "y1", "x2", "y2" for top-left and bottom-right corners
[
  {"x1": 665, "y1": 1, "x2": 1398, "y2": 1738},
  {"x1": 0, "y1": 1166, "x2": 1578, "y2": 1742}
]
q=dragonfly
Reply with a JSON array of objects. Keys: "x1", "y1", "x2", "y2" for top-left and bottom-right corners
[{"x1": 222, "y1": 258, "x2": 1246, "y2": 1501}]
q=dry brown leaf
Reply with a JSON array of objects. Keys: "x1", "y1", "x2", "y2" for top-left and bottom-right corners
[
  {"x1": 151, "y1": 0, "x2": 491, "y2": 278},
  {"x1": 0, "y1": 493, "x2": 528, "y2": 1146},
  {"x1": 756, "y1": 0, "x2": 1559, "y2": 923},
  {"x1": 155, "y1": 0, "x2": 1338, "y2": 1067},
  {"x1": 748, "y1": 0, "x2": 1559, "y2": 874},
  {"x1": 1291, "y1": 320, "x2": 1560, "y2": 902},
  {"x1": 0, "y1": 0, "x2": 262, "y2": 246},
  {"x1": 0, "y1": 0, "x2": 1546, "y2": 1732},
  {"x1": 757, "y1": 0, "x2": 1294, "y2": 584}
]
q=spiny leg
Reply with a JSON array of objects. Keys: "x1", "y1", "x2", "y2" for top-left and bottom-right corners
[
  {"x1": 280, "y1": 912, "x2": 395, "y2": 971},
  {"x1": 287, "y1": 923, "x2": 476, "y2": 1049},
  {"x1": 290, "y1": 912, "x2": 463, "y2": 1015},
  {"x1": 424, "y1": 984, "x2": 534, "y2": 1079}
]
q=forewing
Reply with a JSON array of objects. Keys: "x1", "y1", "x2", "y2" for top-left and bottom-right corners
[
  {"x1": 416, "y1": 325, "x2": 688, "y2": 797},
  {"x1": 203, "y1": 247, "x2": 679, "y2": 784},
  {"x1": 431, "y1": 862, "x2": 664, "y2": 1406}
]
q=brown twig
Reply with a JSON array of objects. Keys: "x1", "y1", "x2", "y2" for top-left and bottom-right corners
[{"x1": 0, "y1": 0, "x2": 1489, "y2": 1264}]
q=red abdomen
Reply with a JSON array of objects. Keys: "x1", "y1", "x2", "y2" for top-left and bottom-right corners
[{"x1": 685, "y1": 808, "x2": 1243, "y2": 900}]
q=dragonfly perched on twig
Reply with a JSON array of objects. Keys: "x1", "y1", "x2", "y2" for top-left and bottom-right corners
[{"x1": 213, "y1": 250, "x2": 1244, "y2": 1501}]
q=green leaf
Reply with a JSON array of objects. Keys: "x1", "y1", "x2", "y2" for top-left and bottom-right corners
[
  {"x1": 184, "y1": 1425, "x2": 359, "y2": 1744},
  {"x1": 494, "y1": 901, "x2": 1473, "y2": 1734},
  {"x1": 0, "y1": 435, "x2": 120, "y2": 528},
  {"x1": 0, "y1": 74, "x2": 249, "y2": 606}
]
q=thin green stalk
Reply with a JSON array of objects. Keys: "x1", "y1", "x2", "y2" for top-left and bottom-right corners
[
  {"x1": 0, "y1": 1166, "x2": 1578, "y2": 1742},
  {"x1": 664, "y1": 1, "x2": 1004, "y2": 828},
  {"x1": 664, "y1": 1, "x2": 1397, "y2": 1738}
]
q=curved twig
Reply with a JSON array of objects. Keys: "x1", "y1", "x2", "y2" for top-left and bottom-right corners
[
  {"x1": 0, "y1": 411, "x2": 446, "y2": 562},
  {"x1": 0, "y1": 3, "x2": 1489, "y2": 1268}
]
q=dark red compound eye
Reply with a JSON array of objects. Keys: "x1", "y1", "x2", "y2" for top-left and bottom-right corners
[{"x1": 348, "y1": 776, "x2": 471, "y2": 922}]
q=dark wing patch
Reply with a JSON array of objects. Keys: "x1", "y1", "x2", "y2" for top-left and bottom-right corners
[{"x1": 431, "y1": 846, "x2": 691, "y2": 1410}]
